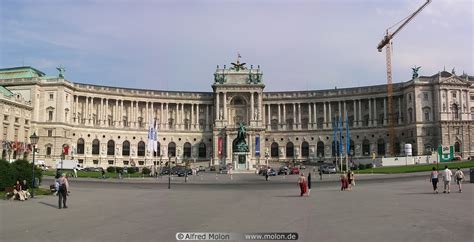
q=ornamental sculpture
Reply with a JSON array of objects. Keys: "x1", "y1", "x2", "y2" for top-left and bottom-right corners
[
  {"x1": 412, "y1": 66, "x2": 421, "y2": 79},
  {"x1": 234, "y1": 122, "x2": 249, "y2": 152}
]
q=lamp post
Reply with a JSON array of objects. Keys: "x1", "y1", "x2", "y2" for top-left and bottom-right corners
[
  {"x1": 30, "y1": 132, "x2": 39, "y2": 198},
  {"x1": 7, "y1": 149, "x2": 12, "y2": 163},
  {"x1": 168, "y1": 152, "x2": 172, "y2": 189}
]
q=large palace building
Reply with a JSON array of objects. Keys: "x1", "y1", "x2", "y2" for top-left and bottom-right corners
[{"x1": 0, "y1": 60, "x2": 473, "y2": 170}]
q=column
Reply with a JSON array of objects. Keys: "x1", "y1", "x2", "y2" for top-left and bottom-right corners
[
  {"x1": 259, "y1": 93, "x2": 263, "y2": 120},
  {"x1": 267, "y1": 104, "x2": 271, "y2": 126},
  {"x1": 181, "y1": 103, "x2": 185, "y2": 128},
  {"x1": 353, "y1": 100, "x2": 357, "y2": 127},
  {"x1": 251, "y1": 92, "x2": 255, "y2": 121},
  {"x1": 223, "y1": 92, "x2": 227, "y2": 121},
  {"x1": 206, "y1": 104, "x2": 210, "y2": 130},
  {"x1": 99, "y1": 98, "x2": 103, "y2": 125},
  {"x1": 283, "y1": 104, "x2": 286, "y2": 128},
  {"x1": 343, "y1": 101, "x2": 347, "y2": 120},
  {"x1": 328, "y1": 102, "x2": 332, "y2": 128},
  {"x1": 383, "y1": 98, "x2": 387, "y2": 125},
  {"x1": 292, "y1": 103, "x2": 296, "y2": 128},
  {"x1": 151, "y1": 102, "x2": 154, "y2": 125},
  {"x1": 74, "y1": 95, "x2": 79, "y2": 124},
  {"x1": 358, "y1": 99, "x2": 362, "y2": 127},
  {"x1": 368, "y1": 99, "x2": 372, "y2": 126},
  {"x1": 120, "y1": 100, "x2": 124, "y2": 127},
  {"x1": 115, "y1": 99, "x2": 118, "y2": 125},
  {"x1": 459, "y1": 90, "x2": 463, "y2": 120},
  {"x1": 314, "y1": 103, "x2": 317, "y2": 129},
  {"x1": 338, "y1": 101, "x2": 342, "y2": 119},
  {"x1": 160, "y1": 102, "x2": 164, "y2": 128},
  {"x1": 277, "y1": 104, "x2": 281, "y2": 125},
  {"x1": 191, "y1": 103, "x2": 195, "y2": 129},
  {"x1": 308, "y1": 103, "x2": 312, "y2": 129},
  {"x1": 145, "y1": 102, "x2": 149, "y2": 126},
  {"x1": 298, "y1": 103, "x2": 301, "y2": 129},
  {"x1": 84, "y1": 97, "x2": 89, "y2": 124},
  {"x1": 323, "y1": 102, "x2": 327, "y2": 128},
  {"x1": 91, "y1": 97, "x2": 95, "y2": 125},
  {"x1": 216, "y1": 92, "x2": 220, "y2": 120},
  {"x1": 466, "y1": 90, "x2": 471, "y2": 120},
  {"x1": 373, "y1": 98, "x2": 377, "y2": 126},
  {"x1": 165, "y1": 103, "x2": 169, "y2": 129},
  {"x1": 196, "y1": 104, "x2": 200, "y2": 129}
]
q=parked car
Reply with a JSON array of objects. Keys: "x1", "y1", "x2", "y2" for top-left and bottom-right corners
[
  {"x1": 210, "y1": 166, "x2": 216, "y2": 171},
  {"x1": 160, "y1": 167, "x2": 170, "y2": 175},
  {"x1": 321, "y1": 165, "x2": 337, "y2": 174},
  {"x1": 176, "y1": 167, "x2": 192, "y2": 177},
  {"x1": 198, "y1": 166, "x2": 206, "y2": 172},
  {"x1": 265, "y1": 168, "x2": 277, "y2": 176},
  {"x1": 219, "y1": 167, "x2": 228, "y2": 174},
  {"x1": 290, "y1": 167, "x2": 300, "y2": 175},
  {"x1": 278, "y1": 166, "x2": 289, "y2": 175}
]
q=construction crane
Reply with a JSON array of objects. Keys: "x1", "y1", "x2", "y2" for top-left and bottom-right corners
[{"x1": 377, "y1": 0, "x2": 431, "y2": 156}]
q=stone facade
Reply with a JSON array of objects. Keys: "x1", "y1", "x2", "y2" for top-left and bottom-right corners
[{"x1": 0, "y1": 64, "x2": 472, "y2": 170}]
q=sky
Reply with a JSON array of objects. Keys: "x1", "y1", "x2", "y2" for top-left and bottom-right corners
[{"x1": 0, "y1": 0, "x2": 472, "y2": 92}]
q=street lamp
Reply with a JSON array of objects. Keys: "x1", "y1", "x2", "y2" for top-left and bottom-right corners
[
  {"x1": 30, "y1": 132, "x2": 39, "y2": 198},
  {"x1": 168, "y1": 152, "x2": 172, "y2": 189},
  {"x1": 7, "y1": 149, "x2": 12, "y2": 162}
]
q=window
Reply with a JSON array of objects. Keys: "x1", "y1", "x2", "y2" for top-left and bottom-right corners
[
  {"x1": 137, "y1": 141, "x2": 145, "y2": 156},
  {"x1": 93, "y1": 160, "x2": 99, "y2": 165},
  {"x1": 183, "y1": 142, "x2": 191, "y2": 158},
  {"x1": 15, "y1": 117, "x2": 19, "y2": 123},
  {"x1": 286, "y1": 142, "x2": 294, "y2": 158},
  {"x1": 423, "y1": 92, "x2": 428, "y2": 101},
  {"x1": 301, "y1": 141, "x2": 309, "y2": 158},
  {"x1": 452, "y1": 92, "x2": 456, "y2": 98},
  {"x1": 49, "y1": 93, "x2": 54, "y2": 100},
  {"x1": 362, "y1": 139, "x2": 370, "y2": 156},
  {"x1": 455, "y1": 128, "x2": 460, "y2": 135},
  {"x1": 198, "y1": 142, "x2": 206, "y2": 158},
  {"x1": 66, "y1": 94, "x2": 68, "y2": 101},
  {"x1": 46, "y1": 146, "x2": 52, "y2": 156},
  {"x1": 408, "y1": 94, "x2": 412, "y2": 102},
  {"x1": 107, "y1": 140, "x2": 115, "y2": 155},
  {"x1": 138, "y1": 161, "x2": 144, "y2": 165},
  {"x1": 48, "y1": 111, "x2": 53, "y2": 121},
  {"x1": 78, "y1": 159, "x2": 84, "y2": 164},
  {"x1": 168, "y1": 142, "x2": 176, "y2": 157},
  {"x1": 48, "y1": 130, "x2": 53, "y2": 137},
  {"x1": 422, "y1": 107, "x2": 431, "y2": 122},
  {"x1": 452, "y1": 104, "x2": 459, "y2": 120},
  {"x1": 77, "y1": 138, "x2": 85, "y2": 154},
  {"x1": 25, "y1": 120, "x2": 29, "y2": 125},
  {"x1": 92, "y1": 139, "x2": 100, "y2": 155},
  {"x1": 454, "y1": 142, "x2": 461, "y2": 153},
  {"x1": 123, "y1": 160, "x2": 129, "y2": 166},
  {"x1": 4, "y1": 115, "x2": 8, "y2": 121},
  {"x1": 153, "y1": 142, "x2": 161, "y2": 157},
  {"x1": 271, "y1": 142, "x2": 279, "y2": 158},
  {"x1": 377, "y1": 139, "x2": 385, "y2": 156},
  {"x1": 122, "y1": 141, "x2": 130, "y2": 156},
  {"x1": 317, "y1": 141, "x2": 324, "y2": 158},
  {"x1": 108, "y1": 160, "x2": 114, "y2": 165}
]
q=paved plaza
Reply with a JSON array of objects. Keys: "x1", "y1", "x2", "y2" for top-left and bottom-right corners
[{"x1": 1, "y1": 173, "x2": 473, "y2": 242}]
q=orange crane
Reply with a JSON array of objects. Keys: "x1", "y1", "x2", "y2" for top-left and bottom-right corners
[{"x1": 377, "y1": 0, "x2": 431, "y2": 156}]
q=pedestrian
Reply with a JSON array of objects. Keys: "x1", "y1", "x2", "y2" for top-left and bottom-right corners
[
  {"x1": 454, "y1": 167, "x2": 464, "y2": 193},
  {"x1": 73, "y1": 167, "x2": 78, "y2": 178},
  {"x1": 58, "y1": 173, "x2": 69, "y2": 209},
  {"x1": 265, "y1": 167, "x2": 270, "y2": 181},
  {"x1": 430, "y1": 167, "x2": 439, "y2": 194},
  {"x1": 54, "y1": 173, "x2": 60, "y2": 196},
  {"x1": 319, "y1": 169, "x2": 322, "y2": 180},
  {"x1": 12, "y1": 180, "x2": 26, "y2": 201},
  {"x1": 350, "y1": 170, "x2": 355, "y2": 188},
  {"x1": 101, "y1": 168, "x2": 105, "y2": 179},
  {"x1": 297, "y1": 173, "x2": 308, "y2": 196},
  {"x1": 307, "y1": 172, "x2": 312, "y2": 196},
  {"x1": 229, "y1": 166, "x2": 233, "y2": 180},
  {"x1": 347, "y1": 170, "x2": 353, "y2": 191},
  {"x1": 340, "y1": 172, "x2": 348, "y2": 191},
  {"x1": 442, "y1": 165, "x2": 452, "y2": 194}
]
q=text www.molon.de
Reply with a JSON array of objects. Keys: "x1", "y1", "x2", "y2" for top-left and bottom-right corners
[{"x1": 176, "y1": 232, "x2": 298, "y2": 240}]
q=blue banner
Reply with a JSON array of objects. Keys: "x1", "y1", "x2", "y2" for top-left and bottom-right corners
[{"x1": 255, "y1": 136, "x2": 260, "y2": 156}]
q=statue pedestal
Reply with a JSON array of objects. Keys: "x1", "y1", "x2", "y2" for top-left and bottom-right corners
[{"x1": 232, "y1": 152, "x2": 252, "y2": 172}]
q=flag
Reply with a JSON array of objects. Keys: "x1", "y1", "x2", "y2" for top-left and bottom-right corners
[
  {"x1": 147, "y1": 118, "x2": 154, "y2": 153},
  {"x1": 346, "y1": 112, "x2": 350, "y2": 156},
  {"x1": 333, "y1": 118, "x2": 337, "y2": 156},
  {"x1": 218, "y1": 137, "x2": 223, "y2": 156},
  {"x1": 255, "y1": 135, "x2": 260, "y2": 156},
  {"x1": 339, "y1": 115, "x2": 343, "y2": 156},
  {"x1": 153, "y1": 119, "x2": 158, "y2": 153}
]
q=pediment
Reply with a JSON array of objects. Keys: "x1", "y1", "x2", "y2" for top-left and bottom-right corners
[{"x1": 439, "y1": 77, "x2": 470, "y2": 86}]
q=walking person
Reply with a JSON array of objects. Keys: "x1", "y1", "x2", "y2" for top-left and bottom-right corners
[
  {"x1": 58, "y1": 173, "x2": 70, "y2": 209},
  {"x1": 265, "y1": 167, "x2": 270, "y2": 181},
  {"x1": 307, "y1": 172, "x2": 312, "y2": 196},
  {"x1": 442, "y1": 165, "x2": 452, "y2": 194},
  {"x1": 347, "y1": 170, "x2": 353, "y2": 191},
  {"x1": 454, "y1": 167, "x2": 465, "y2": 193},
  {"x1": 430, "y1": 167, "x2": 439, "y2": 194},
  {"x1": 101, "y1": 168, "x2": 105, "y2": 179},
  {"x1": 340, "y1": 172, "x2": 348, "y2": 191},
  {"x1": 297, "y1": 173, "x2": 308, "y2": 196}
]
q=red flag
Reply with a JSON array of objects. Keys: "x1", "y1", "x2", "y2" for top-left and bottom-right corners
[
  {"x1": 218, "y1": 137, "x2": 222, "y2": 156},
  {"x1": 63, "y1": 145, "x2": 69, "y2": 155}
]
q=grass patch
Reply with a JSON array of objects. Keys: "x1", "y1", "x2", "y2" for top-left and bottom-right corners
[
  {"x1": 356, "y1": 160, "x2": 474, "y2": 174},
  {"x1": 43, "y1": 170, "x2": 146, "y2": 179}
]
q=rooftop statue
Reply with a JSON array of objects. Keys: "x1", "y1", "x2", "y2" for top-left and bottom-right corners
[
  {"x1": 57, "y1": 66, "x2": 65, "y2": 78},
  {"x1": 412, "y1": 66, "x2": 421, "y2": 79},
  {"x1": 230, "y1": 53, "x2": 247, "y2": 71}
]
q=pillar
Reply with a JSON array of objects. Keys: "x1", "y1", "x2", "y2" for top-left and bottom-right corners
[
  {"x1": 251, "y1": 92, "x2": 255, "y2": 121},
  {"x1": 383, "y1": 98, "x2": 387, "y2": 125},
  {"x1": 223, "y1": 92, "x2": 227, "y2": 121}
]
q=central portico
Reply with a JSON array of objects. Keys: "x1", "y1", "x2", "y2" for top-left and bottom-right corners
[{"x1": 212, "y1": 58, "x2": 266, "y2": 171}]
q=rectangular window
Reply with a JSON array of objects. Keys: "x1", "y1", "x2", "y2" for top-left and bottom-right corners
[
  {"x1": 4, "y1": 115, "x2": 8, "y2": 121},
  {"x1": 48, "y1": 130, "x2": 53, "y2": 137},
  {"x1": 138, "y1": 161, "x2": 144, "y2": 165},
  {"x1": 25, "y1": 120, "x2": 29, "y2": 125},
  {"x1": 78, "y1": 159, "x2": 84, "y2": 164},
  {"x1": 455, "y1": 128, "x2": 460, "y2": 135},
  {"x1": 452, "y1": 92, "x2": 456, "y2": 98},
  {"x1": 123, "y1": 160, "x2": 129, "y2": 166},
  {"x1": 48, "y1": 111, "x2": 53, "y2": 121},
  {"x1": 108, "y1": 160, "x2": 114, "y2": 165},
  {"x1": 423, "y1": 92, "x2": 428, "y2": 101},
  {"x1": 49, "y1": 93, "x2": 54, "y2": 100},
  {"x1": 15, "y1": 117, "x2": 19, "y2": 123},
  {"x1": 2, "y1": 126, "x2": 7, "y2": 138},
  {"x1": 14, "y1": 128, "x2": 18, "y2": 141},
  {"x1": 93, "y1": 160, "x2": 99, "y2": 165}
]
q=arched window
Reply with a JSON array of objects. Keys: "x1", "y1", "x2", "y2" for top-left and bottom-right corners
[
  {"x1": 122, "y1": 141, "x2": 130, "y2": 156},
  {"x1": 377, "y1": 139, "x2": 385, "y2": 156},
  {"x1": 107, "y1": 140, "x2": 115, "y2": 155},
  {"x1": 46, "y1": 146, "x2": 52, "y2": 156},
  {"x1": 301, "y1": 141, "x2": 309, "y2": 158},
  {"x1": 286, "y1": 142, "x2": 294, "y2": 158},
  {"x1": 198, "y1": 142, "x2": 206, "y2": 158},
  {"x1": 317, "y1": 141, "x2": 324, "y2": 158},
  {"x1": 362, "y1": 139, "x2": 370, "y2": 156},
  {"x1": 454, "y1": 142, "x2": 461, "y2": 153},
  {"x1": 77, "y1": 138, "x2": 85, "y2": 154},
  {"x1": 271, "y1": 142, "x2": 279, "y2": 158},
  {"x1": 92, "y1": 139, "x2": 100, "y2": 155},
  {"x1": 168, "y1": 142, "x2": 176, "y2": 157},
  {"x1": 137, "y1": 141, "x2": 145, "y2": 156},
  {"x1": 183, "y1": 142, "x2": 192, "y2": 158},
  {"x1": 153, "y1": 142, "x2": 161, "y2": 157}
]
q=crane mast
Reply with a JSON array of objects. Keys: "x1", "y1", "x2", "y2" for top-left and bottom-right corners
[{"x1": 377, "y1": 0, "x2": 431, "y2": 156}]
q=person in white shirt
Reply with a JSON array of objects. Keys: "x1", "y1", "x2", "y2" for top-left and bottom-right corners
[
  {"x1": 454, "y1": 167, "x2": 465, "y2": 193},
  {"x1": 442, "y1": 165, "x2": 452, "y2": 194}
]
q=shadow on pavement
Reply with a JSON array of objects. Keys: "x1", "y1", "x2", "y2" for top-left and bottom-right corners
[
  {"x1": 274, "y1": 195, "x2": 304, "y2": 198},
  {"x1": 397, "y1": 192, "x2": 437, "y2": 195},
  {"x1": 38, "y1": 201, "x2": 58, "y2": 209}
]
